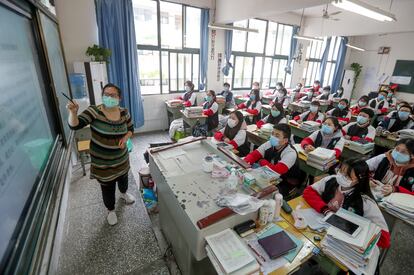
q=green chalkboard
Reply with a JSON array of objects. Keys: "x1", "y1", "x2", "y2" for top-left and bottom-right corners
[{"x1": 391, "y1": 60, "x2": 414, "y2": 93}]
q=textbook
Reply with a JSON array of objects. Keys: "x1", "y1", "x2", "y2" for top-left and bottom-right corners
[
  {"x1": 183, "y1": 106, "x2": 203, "y2": 117},
  {"x1": 380, "y1": 193, "x2": 414, "y2": 225},
  {"x1": 306, "y1": 148, "x2": 336, "y2": 170},
  {"x1": 346, "y1": 140, "x2": 374, "y2": 154},
  {"x1": 300, "y1": 121, "x2": 321, "y2": 132},
  {"x1": 258, "y1": 123, "x2": 273, "y2": 139}
]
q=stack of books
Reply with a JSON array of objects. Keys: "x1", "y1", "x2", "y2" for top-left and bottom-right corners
[
  {"x1": 205, "y1": 229, "x2": 260, "y2": 275},
  {"x1": 306, "y1": 147, "x2": 336, "y2": 171},
  {"x1": 300, "y1": 121, "x2": 320, "y2": 132},
  {"x1": 380, "y1": 193, "x2": 414, "y2": 225},
  {"x1": 258, "y1": 123, "x2": 273, "y2": 139},
  {"x1": 398, "y1": 129, "x2": 414, "y2": 139},
  {"x1": 167, "y1": 99, "x2": 183, "y2": 107},
  {"x1": 216, "y1": 95, "x2": 226, "y2": 104},
  {"x1": 249, "y1": 166, "x2": 280, "y2": 189},
  {"x1": 347, "y1": 140, "x2": 374, "y2": 154},
  {"x1": 321, "y1": 209, "x2": 382, "y2": 275},
  {"x1": 183, "y1": 106, "x2": 203, "y2": 117}
]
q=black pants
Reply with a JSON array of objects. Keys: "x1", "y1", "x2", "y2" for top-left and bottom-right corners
[{"x1": 99, "y1": 173, "x2": 129, "y2": 211}]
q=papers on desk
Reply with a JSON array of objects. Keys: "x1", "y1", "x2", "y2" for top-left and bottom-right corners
[
  {"x1": 296, "y1": 208, "x2": 327, "y2": 231},
  {"x1": 216, "y1": 95, "x2": 226, "y2": 104},
  {"x1": 258, "y1": 123, "x2": 273, "y2": 139},
  {"x1": 166, "y1": 99, "x2": 183, "y2": 107},
  {"x1": 398, "y1": 129, "x2": 414, "y2": 139},
  {"x1": 300, "y1": 121, "x2": 320, "y2": 132},
  {"x1": 205, "y1": 229, "x2": 260, "y2": 275},
  {"x1": 380, "y1": 193, "x2": 414, "y2": 225},
  {"x1": 159, "y1": 147, "x2": 186, "y2": 159},
  {"x1": 346, "y1": 140, "x2": 374, "y2": 154},
  {"x1": 307, "y1": 148, "x2": 336, "y2": 171},
  {"x1": 183, "y1": 106, "x2": 203, "y2": 117},
  {"x1": 293, "y1": 144, "x2": 308, "y2": 161}
]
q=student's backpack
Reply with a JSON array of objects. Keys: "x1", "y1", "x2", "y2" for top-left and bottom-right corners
[{"x1": 192, "y1": 121, "x2": 208, "y2": 137}]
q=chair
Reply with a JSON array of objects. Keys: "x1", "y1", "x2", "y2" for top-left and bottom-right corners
[{"x1": 77, "y1": 140, "x2": 90, "y2": 176}]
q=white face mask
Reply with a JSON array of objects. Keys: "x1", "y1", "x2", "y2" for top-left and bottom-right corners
[
  {"x1": 337, "y1": 172, "x2": 353, "y2": 188},
  {"x1": 227, "y1": 118, "x2": 237, "y2": 128}
]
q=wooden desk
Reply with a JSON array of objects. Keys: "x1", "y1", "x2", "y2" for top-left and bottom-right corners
[
  {"x1": 374, "y1": 135, "x2": 397, "y2": 149},
  {"x1": 288, "y1": 123, "x2": 313, "y2": 139},
  {"x1": 180, "y1": 110, "x2": 207, "y2": 134},
  {"x1": 299, "y1": 158, "x2": 329, "y2": 178},
  {"x1": 246, "y1": 125, "x2": 267, "y2": 147},
  {"x1": 165, "y1": 101, "x2": 183, "y2": 126},
  {"x1": 341, "y1": 144, "x2": 372, "y2": 161}
]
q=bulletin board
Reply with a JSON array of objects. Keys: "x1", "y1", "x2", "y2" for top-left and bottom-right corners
[{"x1": 391, "y1": 60, "x2": 414, "y2": 93}]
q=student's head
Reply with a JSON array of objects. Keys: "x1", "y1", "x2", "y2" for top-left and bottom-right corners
[
  {"x1": 310, "y1": 101, "x2": 320, "y2": 113},
  {"x1": 278, "y1": 88, "x2": 287, "y2": 96},
  {"x1": 252, "y1": 82, "x2": 260, "y2": 90},
  {"x1": 250, "y1": 89, "x2": 260, "y2": 101},
  {"x1": 321, "y1": 117, "x2": 341, "y2": 135},
  {"x1": 397, "y1": 101, "x2": 409, "y2": 110},
  {"x1": 398, "y1": 104, "x2": 412, "y2": 121},
  {"x1": 313, "y1": 80, "x2": 320, "y2": 88},
  {"x1": 228, "y1": 111, "x2": 243, "y2": 129},
  {"x1": 276, "y1": 82, "x2": 284, "y2": 90},
  {"x1": 296, "y1": 83, "x2": 303, "y2": 89},
  {"x1": 307, "y1": 89, "x2": 315, "y2": 98},
  {"x1": 358, "y1": 95, "x2": 369, "y2": 107},
  {"x1": 377, "y1": 90, "x2": 387, "y2": 101},
  {"x1": 357, "y1": 108, "x2": 374, "y2": 126},
  {"x1": 337, "y1": 87, "x2": 344, "y2": 93},
  {"x1": 270, "y1": 123, "x2": 291, "y2": 148},
  {"x1": 271, "y1": 103, "x2": 284, "y2": 117},
  {"x1": 322, "y1": 85, "x2": 331, "y2": 94},
  {"x1": 205, "y1": 90, "x2": 216, "y2": 102},
  {"x1": 337, "y1": 159, "x2": 370, "y2": 195},
  {"x1": 184, "y1": 80, "x2": 194, "y2": 92},
  {"x1": 391, "y1": 139, "x2": 414, "y2": 165},
  {"x1": 337, "y1": 99, "x2": 349, "y2": 110},
  {"x1": 223, "y1": 82, "x2": 230, "y2": 91},
  {"x1": 102, "y1": 83, "x2": 121, "y2": 107}
]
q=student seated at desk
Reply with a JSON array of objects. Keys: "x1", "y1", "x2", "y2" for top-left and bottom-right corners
[
  {"x1": 271, "y1": 86, "x2": 287, "y2": 106},
  {"x1": 303, "y1": 159, "x2": 390, "y2": 248},
  {"x1": 237, "y1": 89, "x2": 262, "y2": 124},
  {"x1": 301, "y1": 117, "x2": 344, "y2": 159},
  {"x1": 214, "y1": 111, "x2": 249, "y2": 156},
  {"x1": 294, "y1": 101, "x2": 324, "y2": 123},
  {"x1": 343, "y1": 108, "x2": 376, "y2": 142},
  {"x1": 256, "y1": 103, "x2": 287, "y2": 129},
  {"x1": 298, "y1": 88, "x2": 315, "y2": 102},
  {"x1": 326, "y1": 98, "x2": 351, "y2": 125},
  {"x1": 350, "y1": 95, "x2": 370, "y2": 115},
  {"x1": 331, "y1": 86, "x2": 344, "y2": 99},
  {"x1": 178, "y1": 80, "x2": 197, "y2": 107},
  {"x1": 308, "y1": 80, "x2": 322, "y2": 94},
  {"x1": 315, "y1": 86, "x2": 331, "y2": 100},
  {"x1": 367, "y1": 139, "x2": 414, "y2": 196},
  {"x1": 272, "y1": 82, "x2": 284, "y2": 95},
  {"x1": 202, "y1": 90, "x2": 219, "y2": 131},
  {"x1": 290, "y1": 83, "x2": 303, "y2": 102},
  {"x1": 377, "y1": 104, "x2": 414, "y2": 132},
  {"x1": 218, "y1": 82, "x2": 234, "y2": 108},
  {"x1": 244, "y1": 124, "x2": 304, "y2": 196},
  {"x1": 368, "y1": 90, "x2": 389, "y2": 115}
]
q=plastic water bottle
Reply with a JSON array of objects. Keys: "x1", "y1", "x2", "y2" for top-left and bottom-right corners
[
  {"x1": 226, "y1": 168, "x2": 239, "y2": 190},
  {"x1": 274, "y1": 193, "x2": 283, "y2": 221}
]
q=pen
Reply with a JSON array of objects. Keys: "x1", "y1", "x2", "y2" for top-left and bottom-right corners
[
  {"x1": 61, "y1": 92, "x2": 75, "y2": 104},
  {"x1": 247, "y1": 243, "x2": 266, "y2": 263}
]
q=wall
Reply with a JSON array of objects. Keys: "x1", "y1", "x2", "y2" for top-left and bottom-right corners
[{"x1": 346, "y1": 32, "x2": 414, "y2": 102}]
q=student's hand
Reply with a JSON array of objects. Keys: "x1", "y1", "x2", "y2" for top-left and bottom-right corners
[
  {"x1": 223, "y1": 138, "x2": 230, "y2": 143},
  {"x1": 66, "y1": 101, "x2": 79, "y2": 114},
  {"x1": 327, "y1": 201, "x2": 341, "y2": 212},
  {"x1": 119, "y1": 135, "x2": 129, "y2": 149},
  {"x1": 381, "y1": 185, "x2": 394, "y2": 196},
  {"x1": 344, "y1": 135, "x2": 351, "y2": 140},
  {"x1": 304, "y1": 145, "x2": 315, "y2": 152}
]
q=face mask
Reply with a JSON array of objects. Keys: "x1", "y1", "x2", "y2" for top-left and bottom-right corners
[
  {"x1": 321, "y1": 124, "x2": 334, "y2": 135},
  {"x1": 398, "y1": 111, "x2": 410, "y2": 121},
  {"x1": 185, "y1": 86, "x2": 191, "y2": 92},
  {"x1": 205, "y1": 95, "x2": 212, "y2": 102},
  {"x1": 337, "y1": 172, "x2": 353, "y2": 188},
  {"x1": 378, "y1": 95, "x2": 385, "y2": 101},
  {"x1": 310, "y1": 106, "x2": 318, "y2": 113},
  {"x1": 359, "y1": 101, "x2": 367, "y2": 107},
  {"x1": 392, "y1": 149, "x2": 410, "y2": 164},
  {"x1": 357, "y1": 115, "x2": 368, "y2": 125},
  {"x1": 388, "y1": 93, "x2": 393, "y2": 97},
  {"x1": 338, "y1": 104, "x2": 346, "y2": 110},
  {"x1": 307, "y1": 92, "x2": 313, "y2": 97},
  {"x1": 269, "y1": 136, "x2": 279, "y2": 147},
  {"x1": 250, "y1": 95, "x2": 256, "y2": 101},
  {"x1": 102, "y1": 95, "x2": 119, "y2": 108},
  {"x1": 271, "y1": 110, "x2": 280, "y2": 117},
  {"x1": 227, "y1": 118, "x2": 237, "y2": 128}
]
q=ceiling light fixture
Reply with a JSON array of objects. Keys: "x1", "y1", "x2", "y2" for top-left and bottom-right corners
[
  {"x1": 208, "y1": 23, "x2": 258, "y2": 33},
  {"x1": 293, "y1": 35, "x2": 324, "y2": 42},
  {"x1": 332, "y1": 0, "x2": 396, "y2": 22},
  {"x1": 346, "y1": 44, "x2": 366, "y2": 51}
]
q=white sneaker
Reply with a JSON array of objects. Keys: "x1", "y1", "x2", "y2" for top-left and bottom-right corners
[
  {"x1": 107, "y1": 211, "x2": 118, "y2": 226},
  {"x1": 120, "y1": 192, "x2": 135, "y2": 204}
]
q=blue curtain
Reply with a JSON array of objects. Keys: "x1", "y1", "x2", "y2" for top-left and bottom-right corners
[
  {"x1": 285, "y1": 25, "x2": 300, "y2": 74},
  {"x1": 222, "y1": 26, "x2": 233, "y2": 76},
  {"x1": 318, "y1": 37, "x2": 332, "y2": 85},
  {"x1": 95, "y1": 0, "x2": 144, "y2": 128},
  {"x1": 199, "y1": 9, "x2": 209, "y2": 90},
  {"x1": 331, "y1": 37, "x2": 348, "y2": 93}
]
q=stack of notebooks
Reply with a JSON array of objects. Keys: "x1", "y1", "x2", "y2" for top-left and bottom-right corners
[
  {"x1": 380, "y1": 193, "x2": 414, "y2": 225},
  {"x1": 249, "y1": 166, "x2": 280, "y2": 189},
  {"x1": 347, "y1": 140, "x2": 374, "y2": 154},
  {"x1": 183, "y1": 106, "x2": 203, "y2": 117},
  {"x1": 205, "y1": 229, "x2": 260, "y2": 275},
  {"x1": 258, "y1": 123, "x2": 273, "y2": 139},
  {"x1": 167, "y1": 99, "x2": 183, "y2": 107},
  {"x1": 216, "y1": 95, "x2": 226, "y2": 104},
  {"x1": 398, "y1": 129, "x2": 414, "y2": 139},
  {"x1": 321, "y1": 209, "x2": 382, "y2": 275},
  {"x1": 306, "y1": 147, "x2": 337, "y2": 171},
  {"x1": 300, "y1": 121, "x2": 321, "y2": 132}
]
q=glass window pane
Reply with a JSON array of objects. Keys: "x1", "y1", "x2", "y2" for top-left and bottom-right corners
[
  {"x1": 133, "y1": 0, "x2": 158, "y2": 46},
  {"x1": 185, "y1": 7, "x2": 200, "y2": 48},
  {"x1": 242, "y1": 57, "x2": 253, "y2": 87},
  {"x1": 234, "y1": 56, "x2": 253, "y2": 88},
  {"x1": 266, "y1": 22, "x2": 277, "y2": 55},
  {"x1": 161, "y1": 51, "x2": 169, "y2": 93},
  {"x1": 223, "y1": 55, "x2": 233, "y2": 86},
  {"x1": 246, "y1": 19, "x2": 266, "y2": 54},
  {"x1": 277, "y1": 59, "x2": 287, "y2": 84},
  {"x1": 253, "y1": 57, "x2": 263, "y2": 85},
  {"x1": 170, "y1": 52, "x2": 177, "y2": 91},
  {"x1": 275, "y1": 24, "x2": 284, "y2": 55},
  {"x1": 138, "y1": 50, "x2": 160, "y2": 94},
  {"x1": 270, "y1": 59, "x2": 279, "y2": 87},
  {"x1": 262, "y1": 57, "x2": 272, "y2": 88},
  {"x1": 232, "y1": 20, "x2": 248, "y2": 52},
  {"x1": 323, "y1": 62, "x2": 332, "y2": 86},
  {"x1": 160, "y1": 1, "x2": 182, "y2": 49},
  {"x1": 178, "y1": 53, "x2": 185, "y2": 90},
  {"x1": 281, "y1": 25, "x2": 292, "y2": 56},
  {"x1": 333, "y1": 37, "x2": 341, "y2": 61},
  {"x1": 192, "y1": 54, "x2": 199, "y2": 89}
]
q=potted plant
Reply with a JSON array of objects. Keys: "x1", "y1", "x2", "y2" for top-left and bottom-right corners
[
  {"x1": 85, "y1": 44, "x2": 111, "y2": 63},
  {"x1": 350, "y1": 62, "x2": 363, "y2": 98}
]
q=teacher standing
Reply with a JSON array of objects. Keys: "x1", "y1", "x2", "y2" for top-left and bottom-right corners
[{"x1": 67, "y1": 83, "x2": 135, "y2": 225}]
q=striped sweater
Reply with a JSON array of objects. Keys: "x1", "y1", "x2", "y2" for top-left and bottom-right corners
[{"x1": 69, "y1": 105, "x2": 134, "y2": 182}]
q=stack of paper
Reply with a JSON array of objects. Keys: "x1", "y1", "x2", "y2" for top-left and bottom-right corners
[
  {"x1": 167, "y1": 99, "x2": 183, "y2": 107},
  {"x1": 183, "y1": 106, "x2": 203, "y2": 117},
  {"x1": 300, "y1": 121, "x2": 321, "y2": 132},
  {"x1": 205, "y1": 229, "x2": 260, "y2": 275},
  {"x1": 293, "y1": 144, "x2": 308, "y2": 161},
  {"x1": 321, "y1": 209, "x2": 381, "y2": 275},
  {"x1": 216, "y1": 95, "x2": 226, "y2": 104},
  {"x1": 306, "y1": 147, "x2": 336, "y2": 170},
  {"x1": 398, "y1": 129, "x2": 414, "y2": 139},
  {"x1": 380, "y1": 193, "x2": 414, "y2": 225},
  {"x1": 347, "y1": 140, "x2": 375, "y2": 154},
  {"x1": 249, "y1": 166, "x2": 280, "y2": 189},
  {"x1": 258, "y1": 123, "x2": 273, "y2": 139}
]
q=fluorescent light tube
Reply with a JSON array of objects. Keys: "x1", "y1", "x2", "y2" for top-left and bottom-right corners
[
  {"x1": 208, "y1": 23, "x2": 258, "y2": 33},
  {"x1": 346, "y1": 44, "x2": 366, "y2": 51},
  {"x1": 293, "y1": 35, "x2": 324, "y2": 42},
  {"x1": 332, "y1": 0, "x2": 396, "y2": 22}
]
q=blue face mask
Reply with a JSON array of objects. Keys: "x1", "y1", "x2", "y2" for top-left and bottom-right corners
[
  {"x1": 269, "y1": 136, "x2": 279, "y2": 147},
  {"x1": 310, "y1": 106, "x2": 318, "y2": 113},
  {"x1": 250, "y1": 95, "x2": 256, "y2": 101},
  {"x1": 359, "y1": 101, "x2": 367, "y2": 107},
  {"x1": 205, "y1": 95, "x2": 212, "y2": 102},
  {"x1": 357, "y1": 115, "x2": 368, "y2": 125},
  {"x1": 378, "y1": 95, "x2": 385, "y2": 101},
  {"x1": 271, "y1": 110, "x2": 280, "y2": 117},
  {"x1": 392, "y1": 149, "x2": 410, "y2": 164},
  {"x1": 398, "y1": 111, "x2": 410, "y2": 121},
  {"x1": 338, "y1": 104, "x2": 346, "y2": 110},
  {"x1": 321, "y1": 124, "x2": 334, "y2": 135},
  {"x1": 102, "y1": 95, "x2": 119, "y2": 108}
]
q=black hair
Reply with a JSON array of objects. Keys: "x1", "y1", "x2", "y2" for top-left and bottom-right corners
[
  {"x1": 311, "y1": 100, "x2": 320, "y2": 107},
  {"x1": 396, "y1": 139, "x2": 414, "y2": 156},
  {"x1": 379, "y1": 90, "x2": 388, "y2": 96},
  {"x1": 252, "y1": 81, "x2": 260, "y2": 87},
  {"x1": 250, "y1": 89, "x2": 261, "y2": 101},
  {"x1": 223, "y1": 82, "x2": 230, "y2": 87},
  {"x1": 280, "y1": 88, "x2": 287, "y2": 96},
  {"x1": 102, "y1": 83, "x2": 122, "y2": 97},
  {"x1": 399, "y1": 104, "x2": 412, "y2": 113},
  {"x1": 297, "y1": 83, "x2": 303, "y2": 87},
  {"x1": 273, "y1": 123, "x2": 291, "y2": 139},
  {"x1": 359, "y1": 95, "x2": 369, "y2": 102},
  {"x1": 325, "y1": 116, "x2": 341, "y2": 131},
  {"x1": 207, "y1": 90, "x2": 216, "y2": 101},
  {"x1": 341, "y1": 158, "x2": 372, "y2": 199},
  {"x1": 272, "y1": 102, "x2": 284, "y2": 114},
  {"x1": 314, "y1": 80, "x2": 320, "y2": 85},
  {"x1": 360, "y1": 108, "x2": 374, "y2": 118},
  {"x1": 323, "y1": 85, "x2": 331, "y2": 92},
  {"x1": 339, "y1": 98, "x2": 349, "y2": 106},
  {"x1": 338, "y1": 87, "x2": 344, "y2": 91},
  {"x1": 185, "y1": 80, "x2": 195, "y2": 90},
  {"x1": 276, "y1": 82, "x2": 284, "y2": 88}
]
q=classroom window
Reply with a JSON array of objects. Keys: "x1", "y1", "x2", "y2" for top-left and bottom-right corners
[
  {"x1": 228, "y1": 19, "x2": 293, "y2": 90},
  {"x1": 133, "y1": 0, "x2": 201, "y2": 94}
]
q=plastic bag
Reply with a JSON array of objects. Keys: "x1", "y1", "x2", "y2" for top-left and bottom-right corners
[
  {"x1": 127, "y1": 138, "x2": 133, "y2": 152},
  {"x1": 215, "y1": 190, "x2": 264, "y2": 215}
]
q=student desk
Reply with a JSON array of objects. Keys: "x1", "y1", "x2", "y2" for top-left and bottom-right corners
[
  {"x1": 288, "y1": 102, "x2": 309, "y2": 114},
  {"x1": 224, "y1": 108, "x2": 255, "y2": 119},
  {"x1": 180, "y1": 110, "x2": 207, "y2": 134},
  {"x1": 374, "y1": 135, "x2": 397, "y2": 149},
  {"x1": 165, "y1": 101, "x2": 183, "y2": 126},
  {"x1": 234, "y1": 96, "x2": 248, "y2": 105},
  {"x1": 262, "y1": 95, "x2": 275, "y2": 105},
  {"x1": 288, "y1": 123, "x2": 313, "y2": 139}
]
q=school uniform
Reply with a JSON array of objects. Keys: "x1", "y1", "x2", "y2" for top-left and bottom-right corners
[
  {"x1": 378, "y1": 111, "x2": 414, "y2": 132},
  {"x1": 303, "y1": 175, "x2": 390, "y2": 248},
  {"x1": 331, "y1": 90, "x2": 343, "y2": 98},
  {"x1": 387, "y1": 96, "x2": 397, "y2": 108},
  {"x1": 299, "y1": 94, "x2": 314, "y2": 102},
  {"x1": 202, "y1": 101, "x2": 219, "y2": 131},
  {"x1": 214, "y1": 121, "x2": 249, "y2": 156},
  {"x1": 256, "y1": 115, "x2": 287, "y2": 128},
  {"x1": 218, "y1": 90, "x2": 234, "y2": 108},
  {"x1": 244, "y1": 142, "x2": 304, "y2": 196},
  {"x1": 294, "y1": 111, "x2": 325, "y2": 123},
  {"x1": 238, "y1": 100, "x2": 262, "y2": 124},
  {"x1": 316, "y1": 92, "x2": 330, "y2": 100},
  {"x1": 350, "y1": 104, "x2": 369, "y2": 116},
  {"x1": 180, "y1": 90, "x2": 197, "y2": 107},
  {"x1": 368, "y1": 98, "x2": 389, "y2": 114},
  {"x1": 367, "y1": 152, "x2": 414, "y2": 195},
  {"x1": 327, "y1": 107, "x2": 352, "y2": 124},
  {"x1": 342, "y1": 122, "x2": 376, "y2": 142},
  {"x1": 301, "y1": 129, "x2": 344, "y2": 158},
  {"x1": 272, "y1": 92, "x2": 287, "y2": 106}
]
